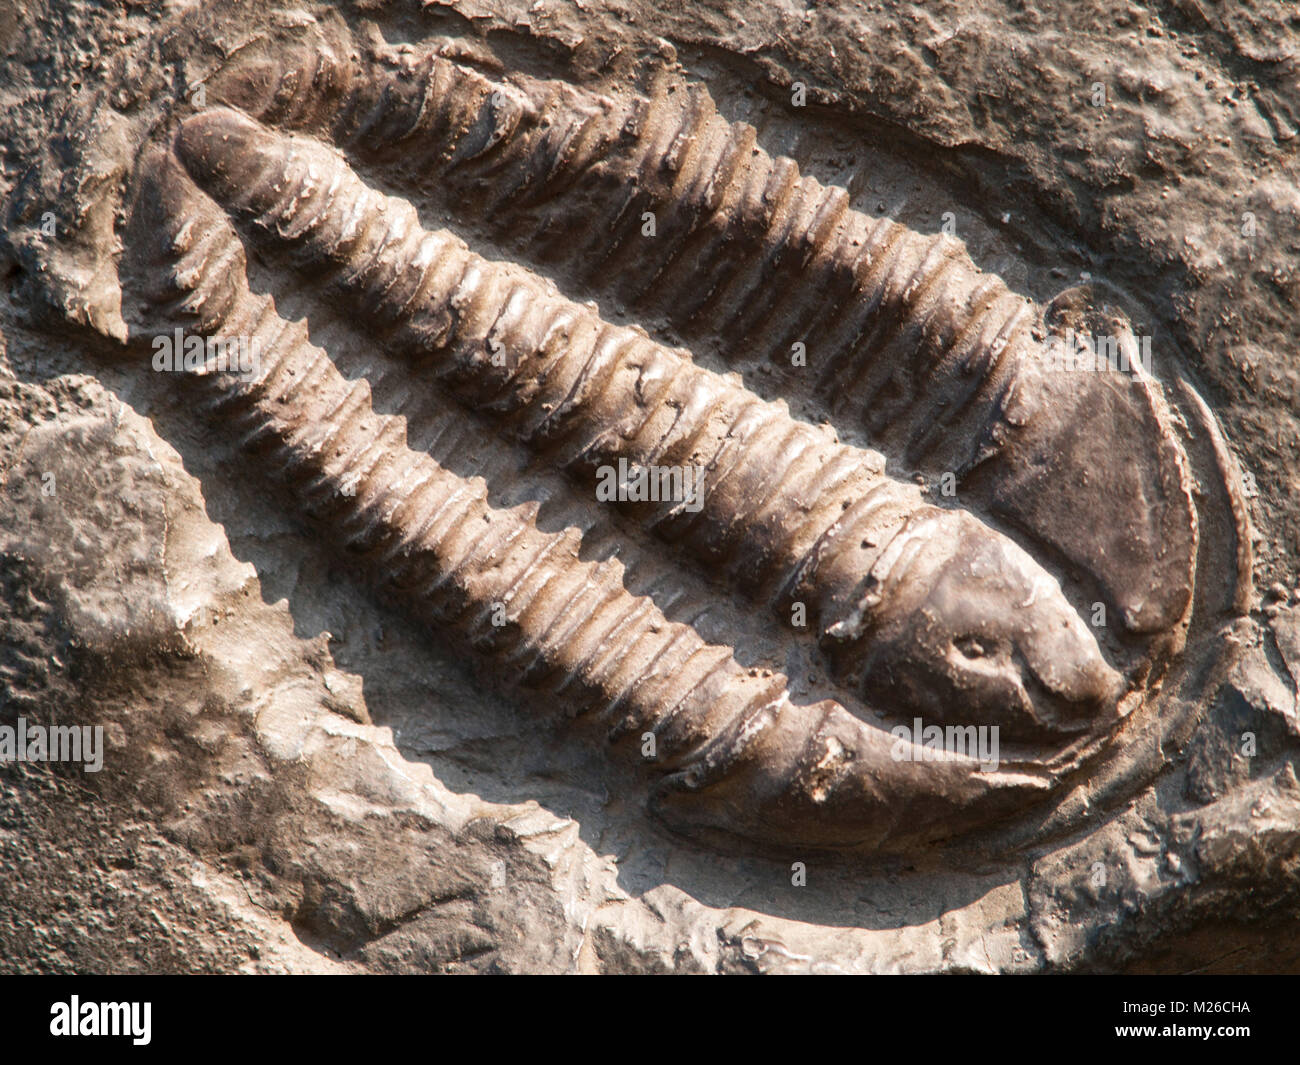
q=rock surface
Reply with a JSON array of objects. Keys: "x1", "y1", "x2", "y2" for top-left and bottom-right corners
[{"x1": 1, "y1": 0, "x2": 1298, "y2": 973}]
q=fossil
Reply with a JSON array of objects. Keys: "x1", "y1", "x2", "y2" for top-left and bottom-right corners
[
  {"x1": 171, "y1": 107, "x2": 1122, "y2": 740},
  {"x1": 205, "y1": 27, "x2": 1208, "y2": 640},
  {"x1": 60, "y1": 14, "x2": 1249, "y2": 858},
  {"x1": 119, "y1": 147, "x2": 1109, "y2": 854}
]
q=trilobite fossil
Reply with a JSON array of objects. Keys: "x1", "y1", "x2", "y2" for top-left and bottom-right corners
[
  {"x1": 204, "y1": 26, "x2": 1221, "y2": 644},
  {"x1": 120, "y1": 146, "x2": 1124, "y2": 854},
  {"x1": 73, "y1": 13, "x2": 1250, "y2": 857},
  {"x1": 171, "y1": 106, "x2": 1123, "y2": 741}
]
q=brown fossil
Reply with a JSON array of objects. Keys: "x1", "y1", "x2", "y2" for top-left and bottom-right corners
[
  {"x1": 172, "y1": 107, "x2": 1122, "y2": 740},
  {"x1": 119, "y1": 146, "x2": 1107, "y2": 854},
  {"x1": 206, "y1": 28, "x2": 1202, "y2": 639},
  {"x1": 71, "y1": 12, "x2": 1252, "y2": 859}
]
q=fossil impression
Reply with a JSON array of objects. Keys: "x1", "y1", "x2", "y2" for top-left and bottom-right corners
[
  {"x1": 87, "y1": 20, "x2": 1253, "y2": 856},
  {"x1": 123, "y1": 147, "x2": 1109, "y2": 854}
]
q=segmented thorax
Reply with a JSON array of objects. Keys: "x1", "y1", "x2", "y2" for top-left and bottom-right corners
[{"x1": 173, "y1": 108, "x2": 1124, "y2": 740}]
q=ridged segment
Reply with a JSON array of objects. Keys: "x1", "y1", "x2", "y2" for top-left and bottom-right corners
[
  {"x1": 133, "y1": 151, "x2": 787, "y2": 772},
  {"x1": 175, "y1": 115, "x2": 913, "y2": 606},
  {"x1": 212, "y1": 45, "x2": 1027, "y2": 460}
]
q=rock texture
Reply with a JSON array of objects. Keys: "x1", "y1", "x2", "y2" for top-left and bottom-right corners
[{"x1": 1, "y1": 0, "x2": 1298, "y2": 973}]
